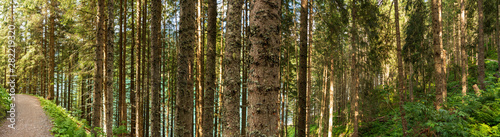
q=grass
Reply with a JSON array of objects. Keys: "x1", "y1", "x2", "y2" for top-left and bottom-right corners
[{"x1": 37, "y1": 96, "x2": 89, "y2": 137}]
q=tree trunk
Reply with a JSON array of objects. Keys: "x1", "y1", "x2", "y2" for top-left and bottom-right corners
[
  {"x1": 92, "y1": 0, "x2": 105, "y2": 134},
  {"x1": 196, "y1": 0, "x2": 204, "y2": 135},
  {"x1": 478, "y1": 0, "x2": 485, "y2": 90},
  {"x1": 176, "y1": 0, "x2": 196, "y2": 135},
  {"x1": 461, "y1": 0, "x2": 467, "y2": 99},
  {"x1": 47, "y1": 0, "x2": 56, "y2": 100},
  {"x1": 223, "y1": 0, "x2": 243, "y2": 135},
  {"x1": 131, "y1": 0, "x2": 139, "y2": 136},
  {"x1": 297, "y1": 0, "x2": 308, "y2": 135},
  {"x1": 118, "y1": 0, "x2": 127, "y2": 134},
  {"x1": 306, "y1": 0, "x2": 313, "y2": 135},
  {"x1": 351, "y1": 0, "x2": 359, "y2": 136},
  {"x1": 150, "y1": 0, "x2": 161, "y2": 136},
  {"x1": 105, "y1": 0, "x2": 115, "y2": 135},
  {"x1": 203, "y1": 0, "x2": 217, "y2": 135},
  {"x1": 248, "y1": 0, "x2": 281, "y2": 135},
  {"x1": 497, "y1": 4, "x2": 499, "y2": 73},
  {"x1": 432, "y1": 0, "x2": 444, "y2": 110},
  {"x1": 395, "y1": 0, "x2": 408, "y2": 135},
  {"x1": 328, "y1": 59, "x2": 334, "y2": 137}
]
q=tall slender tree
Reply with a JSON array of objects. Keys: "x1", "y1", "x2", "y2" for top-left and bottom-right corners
[
  {"x1": 203, "y1": 0, "x2": 217, "y2": 135},
  {"x1": 460, "y1": 0, "x2": 467, "y2": 99},
  {"x1": 150, "y1": 0, "x2": 162, "y2": 136},
  {"x1": 432, "y1": 0, "x2": 444, "y2": 110},
  {"x1": 350, "y1": 0, "x2": 359, "y2": 136},
  {"x1": 105, "y1": 0, "x2": 115, "y2": 135},
  {"x1": 176, "y1": 0, "x2": 196, "y2": 135},
  {"x1": 395, "y1": 0, "x2": 408, "y2": 135},
  {"x1": 477, "y1": 0, "x2": 485, "y2": 90},
  {"x1": 223, "y1": 0, "x2": 243, "y2": 135},
  {"x1": 248, "y1": 0, "x2": 281, "y2": 136},
  {"x1": 92, "y1": 0, "x2": 106, "y2": 134},
  {"x1": 297, "y1": 0, "x2": 308, "y2": 135},
  {"x1": 47, "y1": 0, "x2": 56, "y2": 101}
]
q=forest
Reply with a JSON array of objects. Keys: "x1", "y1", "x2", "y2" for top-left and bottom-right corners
[{"x1": 0, "y1": 0, "x2": 499, "y2": 136}]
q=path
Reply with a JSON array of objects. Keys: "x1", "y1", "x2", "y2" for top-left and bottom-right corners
[{"x1": 0, "y1": 94, "x2": 53, "y2": 137}]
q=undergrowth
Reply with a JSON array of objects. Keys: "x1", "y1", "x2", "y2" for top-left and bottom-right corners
[
  {"x1": 0, "y1": 87, "x2": 11, "y2": 120},
  {"x1": 37, "y1": 96, "x2": 89, "y2": 137}
]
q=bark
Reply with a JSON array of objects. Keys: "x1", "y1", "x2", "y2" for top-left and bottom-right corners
[
  {"x1": 306, "y1": 0, "x2": 313, "y2": 135},
  {"x1": 131, "y1": 0, "x2": 140, "y2": 136},
  {"x1": 223, "y1": 0, "x2": 243, "y2": 135},
  {"x1": 478, "y1": 0, "x2": 485, "y2": 90},
  {"x1": 248, "y1": 0, "x2": 281, "y2": 136},
  {"x1": 176, "y1": 0, "x2": 196, "y2": 135},
  {"x1": 395, "y1": 0, "x2": 408, "y2": 135},
  {"x1": 461, "y1": 0, "x2": 467, "y2": 99},
  {"x1": 118, "y1": 0, "x2": 127, "y2": 134},
  {"x1": 203, "y1": 0, "x2": 217, "y2": 135},
  {"x1": 150, "y1": 0, "x2": 162, "y2": 136},
  {"x1": 351, "y1": 0, "x2": 359, "y2": 136},
  {"x1": 196, "y1": 0, "x2": 205, "y2": 135},
  {"x1": 497, "y1": 4, "x2": 500, "y2": 74},
  {"x1": 432, "y1": 0, "x2": 444, "y2": 110},
  {"x1": 328, "y1": 59, "x2": 334, "y2": 137},
  {"x1": 297, "y1": 0, "x2": 308, "y2": 135},
  {"x1": 47, "y1": 0, "x2": 56, "y2": 100},
  {"x1": 92, "y1": 0, "x2": 105, "y2": 134}
]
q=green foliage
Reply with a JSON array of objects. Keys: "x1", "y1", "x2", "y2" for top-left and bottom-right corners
[
  {"x1": 0, "y1": 87, "x2": 11, "y2": 119},
  {"x1": 113, "y1": 124, "x2": 129, "y2": 135},
  {"x1": 38, "y1": 97, "x2": 89, "y2": 137}
]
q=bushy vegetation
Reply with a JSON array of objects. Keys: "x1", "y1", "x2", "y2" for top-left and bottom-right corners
[
  {"x1": 0, "y1": 87, "x2": 11, "y2": 119},
  {"x1": 357, "y1": 60, "x2": 500, "y2": 136},
  {"x1": 38, "y1": 96, "x2": 89, "y2": 137}
]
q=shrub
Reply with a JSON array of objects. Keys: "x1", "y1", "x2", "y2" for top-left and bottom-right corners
[{"x1": 38, "y1": 97, "x2": 89, "y2": 137}]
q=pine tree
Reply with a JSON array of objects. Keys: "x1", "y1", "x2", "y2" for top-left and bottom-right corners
[{"x1": 248, "y1": 0, "x2": 281, "y2": 135}]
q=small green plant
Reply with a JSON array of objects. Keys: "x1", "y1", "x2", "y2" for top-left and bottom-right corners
[
  {"x1": 38, "y1": 97, "x2": 89, "y2": 137},
  {"x1": 0, "y1": 87, "x2": 11, "y2": 119}
]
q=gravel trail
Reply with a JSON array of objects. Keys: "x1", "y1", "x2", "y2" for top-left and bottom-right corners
[{"x1": 0, "y1": 94, "x2": 53, "y2": 137}]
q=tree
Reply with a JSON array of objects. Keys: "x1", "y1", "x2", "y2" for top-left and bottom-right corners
[
  {"x1": 461, "y1": 0, "x2": 467, "y2": 99},
  {"x1": 47, "y1": 0, "x2": 56, "y2": 101},
  {"x1": 223, "y1": 0, "x2": 243, "y2": 135},
  {"x1": 176, "y1": 0, "x2": 196, "y2": 135},
  {"x1": 350, "y1": 0, "x2": 359, "y2": 136},
  {"x1": 92, "y1": 0, "x2": 105, "y2": 135},
  {"x1": 105, "y1": 0, "x2": 115, "y2": 135},
  {"x1": 248, "y1": 0, "x2": 281, "y2": 135},
  {"x1": 477, "y1": 0, "x2": 485, "y2": 90},
  {"x1": 432, "y1": 0, "x2": 444, "y2": 110},
  {"x1": 118, "y1": 0, "x2": 127, "y2": 133},
  {"x1": 395, "y1": 0, "x2": 408, "y2": 135},
  {"x1": 150, "y1": 0, "x2": 162, "y2": 136},
  {"x1": 203, "y1": 0, "x2": 217, "y2": 135},
  {"x1": 297, "y1": 0, "x2": 308, "y2": 135}
]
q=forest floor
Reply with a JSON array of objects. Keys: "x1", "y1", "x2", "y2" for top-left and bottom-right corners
[{"x1": 0, "y1": 94, "x2": 53, "y2": 137}]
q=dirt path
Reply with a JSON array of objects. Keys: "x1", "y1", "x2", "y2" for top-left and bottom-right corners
[{"x1": 0, "y1": 94, "x2": 53, "y2": 137}]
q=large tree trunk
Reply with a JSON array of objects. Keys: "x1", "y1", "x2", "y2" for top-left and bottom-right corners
[
  {"x1": 248, "y1": 0, "x2": 281, "y2": 135},
  {"x1": 306, "y1": 0, "x2": 313, "y2": 135},
  {"x1": 328, "y1": 59, "x2": 334, "y2": 137},
  {"x1": 297, "y1": 0, "x2": 308, "y2": 135},
  {"x1": 92, "y1": 0, "x2": 105, "y2": 134},
  {"x1": 395, "y1": 0, "x2": 408, "y2": 135},
  {"x1": 460, "y1": 0, "x2": 467, "y2": 99},
  {"x1": 196, "y1": 0, "x2": 205, "y2": 135},
  {"x1": 150, "y1": 0, "x2": 162, "y2": 136},
  {"x1": 477, "y1": 0, "x2": 485, "y2": 90},
  {"x1": 105, "y1": 0, "x2": 115, "y2": 136},
  {"x1": 203, "y1": 0, "x2": 217, "y2": 135},
  {"x1": 47, "y1": 0, "x2": 56, "y2": 100},
  {"x1": 223, "y1": 0, "x2": 243, "y2": 135},
  {"x1": 118, "y1": 0, "x2": 127, "y2": 135},
  {"x1": 432, "y1": 0, "x2": 444, "y2": 110},
  {"x1": 131, "y1": 0, "x2": 140, "y2": 136},
  {"x1": 351, "y1": 0, "x2": 359, "y2": 136},
  {"x1": 176, "y1": 0, "x2": 196, "y2": 135}
]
